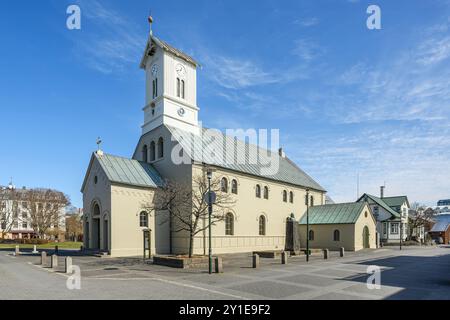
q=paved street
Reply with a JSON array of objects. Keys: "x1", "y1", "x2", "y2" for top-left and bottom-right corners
[{"x1": 0, "y1": 246, "x2": 449, "y2": 300}]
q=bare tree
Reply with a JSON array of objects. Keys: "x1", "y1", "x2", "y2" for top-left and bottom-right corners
[
  {"x1": 143, "y1": 173, "x2": 236, "y2": 257},
  {"x1": 26, "y1": 189, "x2": 70, "y2": 239},
  {"x1": 408, "y1": 202, "x2": 435, "y2": 240},
  {"x1": 0, "y1": 188, "x2": 20, "y2": 239},
  {"x1": 65, "y1": 209, "x2": 83, "y2": 242}
]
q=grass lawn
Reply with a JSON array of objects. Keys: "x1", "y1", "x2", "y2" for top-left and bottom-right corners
[{"x1": 0, "y1": 242, "x2": 82, "y2": 250}]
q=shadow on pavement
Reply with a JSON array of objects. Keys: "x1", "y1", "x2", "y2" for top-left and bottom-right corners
[{"x1": 340, "y1": 251, "x2": 450, "y2": 300}]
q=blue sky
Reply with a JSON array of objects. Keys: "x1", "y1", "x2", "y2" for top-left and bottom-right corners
[{"x1": 1, "y1": 0, "x2": 449, "y2": 208}]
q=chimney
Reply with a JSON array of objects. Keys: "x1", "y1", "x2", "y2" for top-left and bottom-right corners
[
  {"x1": 278, "y1": 148, "x2": 286, "y2": 158},
  {"x1": 380, "y1": 186, "x2": 385, "y2": 198}
]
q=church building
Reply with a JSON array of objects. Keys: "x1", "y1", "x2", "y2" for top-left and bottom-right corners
[{"x1": 81, "y1": 20, "x2": 374, "y2": 257}]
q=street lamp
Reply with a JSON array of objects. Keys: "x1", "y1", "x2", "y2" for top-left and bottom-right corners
[
  {"x1": 206, "y1": 168, "x2": 213, "y2": 274},
  {"x1": 306, "y1": 189, "x2": 310, "y2": 262}
]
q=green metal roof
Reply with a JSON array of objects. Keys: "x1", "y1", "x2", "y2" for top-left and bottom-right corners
[
  {"x1": 382, "y1": 196, "x2": 409, "y2": 211},
  {"x1": 357, "y1": 194, "x2": 400, "y2": 218},
  {"x1": 166, "y1": 125, "x2": 326, "y2": 192},
  {"x1": 95, "y1": 153, "x2": 163, "y2": 188},
  {"x1": 298, "y1": 202, "x2": 366, "y2": 225}
]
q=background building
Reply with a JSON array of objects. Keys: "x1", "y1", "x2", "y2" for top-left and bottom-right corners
[{"x1": 0, "y1": 181, "x2": 68, "y2": 241}]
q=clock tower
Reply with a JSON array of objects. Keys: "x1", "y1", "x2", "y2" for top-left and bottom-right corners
[{"x1": 140, "y1": 31, "x2": 200, "y2": 134}]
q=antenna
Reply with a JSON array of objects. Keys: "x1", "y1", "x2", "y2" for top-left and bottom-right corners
[{"x1": 356, "y1": 172, "x2": 360, "y2": 200}]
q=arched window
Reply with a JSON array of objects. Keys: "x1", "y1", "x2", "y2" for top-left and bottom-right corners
[
  {"x1": 333, "y1": 229, "x2": 340, "y2": 241},
  {"x1": 153, "y1": 79, "x2": 158, "y2": 98},
  {"x1": 157, "y1": 137, "x2": 164, "y2": 158},
  {"x1": 142, "y1": 145, "x2": 148, "y2": 162},
  {"x1": 310, "y1": 195, "x2": 314, "y2": 207},
  {"x1": 181, "y1": 80, "x2": 185, "y2": 99},
  {"x1": 93, "y1": 203, "x2": 100, "y2": 216},
  {"x1": 221, "y1": 178, "x2": 228, "y2": 193},
  {"x1": 263, "y1": 186, "x2": 269, "y2": 199},
  {"x1": 231, "y1": 179, "x2": 238, "y2": 194},
  {"x1": 225, "y1": 213, "x2": 234, "y2": 235},
  {"x1": 139, "y1": 212, "x2": 148, "y2": 227},
  {"x1": 283, "y1": 190, "x2": 287, "y2": 202},
  {"x1": 259, "y1": 215, "x2": 266, "y2": 236},
  {"x1": 309, "y1": 229, "x2": 314, "y2": 241},
  {"x1": 289, "y1": 191, "x2": 294, "y2": 203},
  {"x1": 176, "y1": 78, "x2": 181, "y2": 97},
  {"x1": 150, "y1": 141, "x2": 156, "y2": 161},
  {"x1": 255, "y1": 185, "x2": 261, "y2": 198}
]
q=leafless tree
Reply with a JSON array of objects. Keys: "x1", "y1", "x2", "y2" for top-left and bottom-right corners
[
  {"x1": 143, "y1": 173, "x2": 236, "y2": 257},
  {"x1": 0, "y1": 188, "x2": 20, "y2": 239},
  {"x1": 26, "y1": 189, "x2": 70, "y2": 239},
  {"x1": 408, "y1": 202, "x2": 435, "y2": 240},
  {"x1": 65, "y1": 208, "x2": 83, "y2": 242}
]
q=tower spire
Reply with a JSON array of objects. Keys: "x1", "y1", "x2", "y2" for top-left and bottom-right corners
[{"x1": 148, "y1": 11, "x2": 154, "y2": 36}]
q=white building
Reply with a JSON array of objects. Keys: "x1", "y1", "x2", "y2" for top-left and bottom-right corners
[
  {"x1": 0, "y1": 182, "x2": 67, "y2": 240},
  {"x1": 357, "y1": 190, "x2": 410, "y2": 244}
]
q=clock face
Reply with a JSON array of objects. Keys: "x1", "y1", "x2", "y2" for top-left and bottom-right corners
[
  {"x1": 175, "y1": 64, "x2": 186, "y2": 77},
  {"x1": 151, "y1": 64, "x2": 158, "y2": 77},
  {"x1": 177, "y1": 107, "x2": 186, "y2": 117}
]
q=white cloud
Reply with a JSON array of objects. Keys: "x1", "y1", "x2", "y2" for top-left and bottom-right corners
[
  {"x1": 291, "y1": 39, "x2": 324, "y2": 61},
  {"x1": 201, "y1": 55, "x2": 278, "y2": 89},
  {"x1": 294, "y1": 17, "x2": 319, "y2": 27},
  {"x1": 71, "y1": 0, "x2": 144, "y2": 74}
]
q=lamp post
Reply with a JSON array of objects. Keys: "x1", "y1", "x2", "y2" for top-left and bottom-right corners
[
  {"x1": 206, "y1": 168, "x2": 213, "y2": 274},
  {"x1": 306, "y1": 189, "x2": 310, "y2": 262}
]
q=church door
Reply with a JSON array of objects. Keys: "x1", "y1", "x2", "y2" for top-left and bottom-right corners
[{"x1": 363, "y1": 226, "x2": 370, "y2": 249}]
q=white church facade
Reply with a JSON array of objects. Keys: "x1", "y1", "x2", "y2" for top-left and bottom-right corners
[{"x1": 81, "y1": 22, "x2": 376, "y2": 257}]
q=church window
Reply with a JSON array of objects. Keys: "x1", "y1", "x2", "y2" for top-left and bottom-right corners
[
  {"x1": 142, "y1": 145, "x2": 148, "y2": 163},
  {"x1": 181, "y1": 80, "x2": 185, "y2": 99},
  {"x1": 283, "y1": 190, "x2": 287, "y2": 202},
  {"x1": 221, "y1": 178, "x2": 228, "y2": 193},
  {"x1": 255, "y1": 185, "x2": 261, "y2": 198},
  {"x1": 139, "y1": 211, "x2": 148, "y2": 227},
  {"x1": 333, "y1": 229, "x2": 340, "y2": 241},
  {"x1": 259, "y1": 215, "x2": 266, "y2": 236},
  {"x1": 263, "y1": 186, "x2": 269, "y2": 199},
  {"x1": 225, "y1": 213, "x2": 234, "y2": 235},
  {"x1": 289, "y1": 191, "x2": 294, "y2": 203},
  {"x1": 157, "y1": 137, "x2": 164, "y2": 158},
  {"x1": 231, "y1": 179, "x2": 238, "y2": 194},
  {"x1": 152, "y1": 79, "x2": 158, "y2": 99},
  {"x1": 309, "y1": 229, "x2": 314, "y2": 241},
  {"x1": 177, "y1": 78, "x2": 181, "y2": 97},
  {"x1": 150, "y1": 141, "x2": 156, "y2": 161},
  {"x1": 310, "y1": 196, "x2": 314, "y2": 207},
  {"x1": 94, "y1": 176, "x2": 98, "y2": 185}
]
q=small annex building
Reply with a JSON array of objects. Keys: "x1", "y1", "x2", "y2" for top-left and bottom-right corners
[{"x1": 298, "y1": 202, "x2": 377, "y2": 251}]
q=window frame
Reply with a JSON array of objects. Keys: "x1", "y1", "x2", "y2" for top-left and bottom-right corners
[
  {"x1": 255, "y1": 185, "x2": 261, "y2": 198},
  {"x1": 390, "y1": 223, "x2": 399, "y2": 234},
  {"x1": 231, "y1": 179, "x2": 238, "y2": 194},
  {"x1": 225, "y1": 213, "x2": 234, "y2": 236},
  {"x1": 139, "y1": 212, "x2": 149, "y2": 228},
  {"x1": 333, "y1": 229, "x2": 340, "y2": 241},
  {"x1": 259, "y1": 215, "x2": 266, "y2": 236},
  {"x1": 221, "y1": 178, "x2": 228, "y2": 193}
]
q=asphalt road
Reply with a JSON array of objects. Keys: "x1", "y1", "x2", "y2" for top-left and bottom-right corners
[{"x1": 0, "y1": 246, "x2": 449, "y2": 300}]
